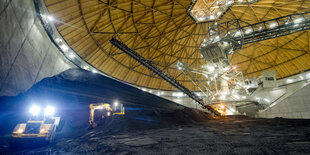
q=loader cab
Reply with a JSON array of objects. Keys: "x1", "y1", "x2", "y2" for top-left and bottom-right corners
[
  {"x1": 11, "y1": 105, "x2": 60, "y2": 144},
  {"x1": 89, "y1": 102, "x2": 125, "y2": 128}
]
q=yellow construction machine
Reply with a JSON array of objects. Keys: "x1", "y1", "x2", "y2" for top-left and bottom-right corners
[
  {"x1": 89, "y1": 102, "x2": 125, "y2": 128},
  {"x1": 210, "y1": 103, "x2": 226, "y2": 115},
  {"x1": 11, "y1": 105, "x2": 60, "y2": 144}
]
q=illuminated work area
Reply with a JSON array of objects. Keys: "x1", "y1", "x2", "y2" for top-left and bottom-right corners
[{"x1": 0, "y1": 0, "x2": 310, "y2": 154}]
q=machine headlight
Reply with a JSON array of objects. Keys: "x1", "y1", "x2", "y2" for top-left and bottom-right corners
[
  {"x1": 44, "y1": 106, "x2": 55, "y2": 116},
  {"x1": 17, "y1": 129, "x2": 24, "y2": 133},
  {"x1": 114, "y1": 101, "x2": 119, "y2": 107},
  {"x1": 30, "y1": 105, "x2": 41, "y2": 116},
  {"x1": 40, "y1": 129, "x2": 47, "y2": 133}
]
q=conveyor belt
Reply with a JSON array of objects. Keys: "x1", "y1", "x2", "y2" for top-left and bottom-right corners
[{"x1": 110, "y1": 38, "x2": 220, "y2": 116}]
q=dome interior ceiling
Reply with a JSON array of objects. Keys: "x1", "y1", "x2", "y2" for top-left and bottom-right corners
[{"x1": 45, "y1": 0, "x2": 310, "y2": 91}]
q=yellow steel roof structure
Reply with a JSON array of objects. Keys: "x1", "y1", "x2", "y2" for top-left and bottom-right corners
[{"x1": 45, "y1": 0, "x2": 310, "y2": 91}]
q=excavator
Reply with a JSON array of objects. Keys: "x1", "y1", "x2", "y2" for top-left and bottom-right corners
[{"x1": 89, "y1": 101, "x2": 125, "y2": 128}]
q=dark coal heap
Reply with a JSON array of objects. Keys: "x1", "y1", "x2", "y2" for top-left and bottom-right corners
[
  {"x1": 1, "y1": 69, "x2": 310, "y2": 154},
  {"x1": 0, "y1": 69, "x2": 211, "y2": 151}
]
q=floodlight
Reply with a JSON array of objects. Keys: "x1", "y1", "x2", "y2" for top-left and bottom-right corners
[
  {"x1": 245, "y1": 28, "x2": 253, "y2": 34},
  {"x1": 30, "y1": 105, "x2": 41, "y2": 116},
  {"x1": 60, "y1": 44, "x2": 69, "y2": 51},
  {"x1": 44, "y1": 106, "x2": 55, "y2": 116},
  {"x1": 114, "y1": 101, "x2": 119, "y2": 107},
  {"x1": 269, "y1": 23, "x2": 277, "y2": 29},
  {"x1": 220, "y1": 95, "x2": 226, "y2": 100},
  {"x1": 294, "y1": 18, "x2": 303, "y2": 24},
  {"x1": 264, "y1": 98, "x2": 270, "y2": 103},
  {"x1": 97, "y1": 106, "x2": 103, "y2": 110},
  {"x1": 207, "y1": 65, "x2": 215, "y2": 72},
  {"x1": 286, "y1": 79, "x2": 293, "y2": 83},
  {"x1": 47, "y1": 15, "x2": 54, "y2": 21},
  {"x1": 68, "y1": 52, "x2": 75, "y2": 58},
  {"x1": 17, "y1": 129, "x2": 24, "y2": 133}
]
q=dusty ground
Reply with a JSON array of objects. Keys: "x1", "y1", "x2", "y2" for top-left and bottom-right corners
[
  {"x1": 1, "y1": 69, "x2": 310, "y2": 154},
  {"x1": 2, "y1": 116, "x2": 310, "y2": 155}
]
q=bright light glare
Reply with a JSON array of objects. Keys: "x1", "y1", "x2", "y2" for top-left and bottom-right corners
[
  {"x1": 44, "y1": 106, "x2": 55, "y2": 116},
  {"x1": 245, "y1": 28, "x2": 253, "y2": 34},
  {"x1": 234, "y1": 31, "x2": 241, "y2": 37},
  {"x1": 220, "y1": 95, "x2": 226, "y2": 100},
  {"x1": 83, "y1": 66, "x2": 90, "y2": 70},
  {"x1": 60, "y1": 44, "x2": 69, "y2": 51},
  {"x1": 55, "y1": 38, "x2": 62, "y2": 43},
  {"x1": 30, "y1": 105, "x2": 41, "y2": 116},
  {"x1": 223, "y1": 76, "x2": 230, "y2": 80},
  {"x1": 172, "y1": 92, "x2": 184, "y2": 97},
  {"x1": 17, "y1": 129, "x2": 24, "y2": 133},
  {"x1": 269, "y1": 23, "x2": 277, "y2": 29},
  {"x1": 207, "y1": 65, "x2": 215, "y2": 72},
  {"x1": 294, "y1": 18, "x2": 303, "y2": 24},
  {"x1": 40, "y1": 129, "x2": 46, "y2": 132},
  {"x1": 286, "y1": 79, "x2": 293, "y2": 83},
  {"x1": 219, "y1": 104, "x2": 225, "y2": 109},
  {"x1": 114, "y1": 101, "x2": 119, "y2": 107},
  {"x1": 68, "y1": 52, "x2": 75, "y2": 58},
  {"x1": 264, "y1": 98, "x2": 270, "y2": 103},
  {"x1": 233, "y1": 95, "x2": 240, "y2": 99},
  {"x1": 47, "y1": 15, "x2": 54, "y2": 21},
  {"x1": 223, "y1": 67, "x2": 230, "y2": 71}
]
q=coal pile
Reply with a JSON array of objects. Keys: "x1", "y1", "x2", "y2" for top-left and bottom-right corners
[
  {"x1": 1, "y1": 69, "x2": 310, "y2": 154},
  {"x1": 0, "y1": 69, "x2": 212, "y2": 153}
]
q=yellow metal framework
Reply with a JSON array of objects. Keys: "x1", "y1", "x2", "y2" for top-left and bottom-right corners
[{"x1": 89, "y1": 103, "x2": 125, "y2": 128}]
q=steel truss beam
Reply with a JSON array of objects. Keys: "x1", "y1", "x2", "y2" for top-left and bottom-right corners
[
  {"x1": 208, "y1": 12, "x2": 310, "y2": 46},
  {"x1": 110, "y1": 38, "x2": 220, "y2": 116}
]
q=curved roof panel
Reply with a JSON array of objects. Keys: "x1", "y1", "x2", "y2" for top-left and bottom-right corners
[{"x1": 45, "y1": 0, "x2": 310, "y2": 90}]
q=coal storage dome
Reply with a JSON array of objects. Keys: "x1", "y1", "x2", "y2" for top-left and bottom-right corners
[
  {"x1": 45, "y1": 0, "x2": 310, "y2": 91},
  {"x1": 1, "y1": 0, "x2": 310, "y2": 154}
]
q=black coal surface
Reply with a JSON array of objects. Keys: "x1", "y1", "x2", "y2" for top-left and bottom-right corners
[
  {"x1": 0, "y1": 69, "x2": 211, "y2": 153},
  {"x1": 1, "y1": 69, "x2": 310, "y2": 154}
]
